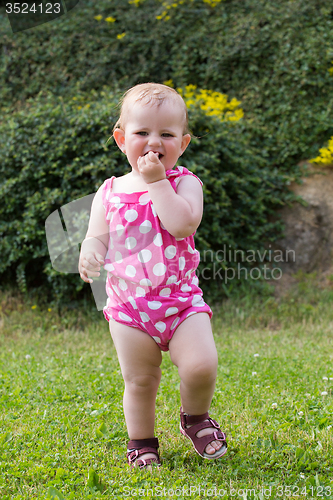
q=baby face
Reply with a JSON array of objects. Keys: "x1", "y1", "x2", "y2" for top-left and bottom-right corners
[{"x1": 117, "y1": 100, "x2": 190, "y2": 172}]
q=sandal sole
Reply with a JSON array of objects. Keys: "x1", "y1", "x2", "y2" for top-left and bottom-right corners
[{"x1": 180, "y1": 424, "x2": 228, "y2": 460}]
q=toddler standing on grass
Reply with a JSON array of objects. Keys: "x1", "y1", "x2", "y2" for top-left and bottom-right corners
[{"x1": 78, "y1": 83, "x2": 227, "y2": 469}]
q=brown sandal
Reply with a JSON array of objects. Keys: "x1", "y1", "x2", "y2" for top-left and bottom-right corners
[
  {"x1": 127, "y1": 437, "x2": 161, "y2": 469},
  {"x1": 180, "y1": 407, "x2": 227, "y2": 459}
]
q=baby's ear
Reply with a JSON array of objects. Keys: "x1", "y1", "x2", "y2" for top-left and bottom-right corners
[
  {"x1": 113, "y1": 128, "x2": 126, "y2": 153},
  {"x1": 180, "y1": 133, "x2": 191, "y2": 155}
]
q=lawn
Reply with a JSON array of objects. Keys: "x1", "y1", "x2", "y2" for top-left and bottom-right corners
[{"x1": 0, "y1": 277, "x2": 333, "y2": 499}]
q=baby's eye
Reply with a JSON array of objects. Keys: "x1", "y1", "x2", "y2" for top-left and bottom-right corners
[
  {"x1": 136, "y1": 131, "x2": 148, "y2": 136},
  {"x1": 162, "y1": 133, "x2": 174, "y2": 138}
]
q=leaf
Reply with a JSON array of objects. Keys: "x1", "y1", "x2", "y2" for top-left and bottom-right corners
[
  {"x1": 295, "y1": 447, "x2": 305, "y2": 460},
  {"x1": 318, "y1": 417, "x2": 328, "y2": 429},
  {"x1": 47, "y1": 486, "x2": 66, "y2": 500},
  {"x1": 0, "y1": 432, "x2": 13, "y2": 445},
  {"x1": 87, "y1": 468, "x2": 104, "y2": 492},
  {"x1": 95, "y1": 422, "x2": 108, "y2": 439}
]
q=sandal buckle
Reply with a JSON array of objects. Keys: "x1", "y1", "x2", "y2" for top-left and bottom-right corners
[{"x1": 209, "y1": 418, "x2": 220, "y2": 429}]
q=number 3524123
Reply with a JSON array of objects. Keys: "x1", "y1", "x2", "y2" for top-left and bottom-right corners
[{"x1": 6, "y1": 3, "x2": 61, "y2": 14}]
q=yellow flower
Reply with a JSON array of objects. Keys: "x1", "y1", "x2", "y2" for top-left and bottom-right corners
[
  {"x1": 31, "y1": 305, "x2": 37, "y2": 310},
  {"x1": 105, "y1": 16, "x2": 116, "y2": 23},
  {"x1": 48, "y1": 308, "x2": 52, "y2": 312},
  {"x1": 310, "y1": 137, "x2": 333, "y2": 165},
  {"x1": 178, "y1": 85, "x2": 243, "y2": 122},
  {"x1": 94, "y1": 15, "x2": 102, "y2": 21},
  {"x1": 117, "y1": 32, "x2": 126, "y2": 40},
  {"x1": 163, "y1": 79, "x2": 174, "y2": 88},
  {"x1": 329, "y1": 60, "x2": 333, "y2": 76},
  {"x1": 203, "y1": 0, "x2": 222, "y2": 5}
]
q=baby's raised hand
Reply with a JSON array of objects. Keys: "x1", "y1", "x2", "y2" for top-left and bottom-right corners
[
  {"x1": 79, "y1": 252, "x2": 105, "y2": 284},
  {"x1": 137, "y1": 151, "x2": 166, "y2": 184}
]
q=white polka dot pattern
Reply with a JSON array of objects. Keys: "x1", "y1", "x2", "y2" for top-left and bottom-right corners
[
  {"x1": 179, "y1": 257, "x2": 185, "y2": 271},
  {"x1": 118, "y1": 311, "x2": 132, "y2": 322},
  {"x1": 125, "y1": 237, "x2": 137, "y2": 250},
  {"x1": 101, "y1": 169, "x2": 212, "y2": 352},
  {"x1": 153, "y1": 263, "x2": 166, "y2": 277},
  {"x1": 116, "y1": 224, "x2": 125, "y2": 237},
  {"x1": 192, "y1": 295, "x2": 206, "y2": 307},
  {"x1": 140, "y1": 278, "x2": 152, "y2": 286},
  {"x1": 128, "y1": 296, "x2": 137, "y2": 309},
  {"x1": 165, "y1": 307, "x2": 178, "y2": 317},
  {"x1": 138, "y1": 249, "x2": 152, "y2": 263},
  {"x1": 148, "y1": 301, "x2": 162, "y2": 310},
  {"x1": 171, "y1": 317, "x2": 180, "y2": 330},
  {"x1": 115, "y1": 251, "x2": 123, "y2": 263},
  {"x1": 151, "y1": 204, "x2": 157, "y2": 217},
  {"x1": 124, "y1": 209, "x2": 138, "y2": 222},
  {"x1": 165, "y1": 245, "x2": 177, "y2": 259},
  {"x1": 118, "y1": 278, "x2": 128, "y2": 291},
  {"x1": 139, "y1": 193, "x2": 150, "y2": 205},
  {"x1": 153, "y1": 233, "x2": 163, "y2": 247},
  {"x1": 140, "y1": 312, "x2": 150, "y2": 323},
  {"x1": 139, "y1": 220, "x2": 152, "y2": 233},
  {"x1": 155, "y1": 322, "x2": 166, "y2": 333},
  {"x1": 166, "y1": 275, "x2": 177, "y2": 285},
  {"x1": 125, "y1": 265, "x2": 136, "y2": 278}
]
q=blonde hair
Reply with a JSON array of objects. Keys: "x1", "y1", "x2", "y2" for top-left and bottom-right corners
[{"x1": 113, "y1": 82, "x2": 189, "y2": 135}]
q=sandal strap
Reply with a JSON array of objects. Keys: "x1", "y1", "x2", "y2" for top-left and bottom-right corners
[
  {"x1": 180, "y1": 410, "x2": 209, "y2": 427},
  {"x1": 183, "y1": 418, "x2": 226, "y2": 441},
  {"x1": 135, "y1": 457, "x2": 160, "y2": 469},
  {"x1": 127, "y1": 437, "x2": 161, "y2": 468},
  {"x1": 127, "y1": 447, "x2": 161, "y2": 463},
  {"x1": 180, "y1": 408, "x2": 227, "y2": 458},
  {"x1": 128, "y1": 437, "x2": 159, "y2": 450},
  {"x1": 184, "y1": 426, "x2": 226, "y2": 456}
]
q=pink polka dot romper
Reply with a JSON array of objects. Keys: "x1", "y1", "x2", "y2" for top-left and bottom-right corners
[{"x1": 102, "y1": 166, "x2": 212, "y2": 351}]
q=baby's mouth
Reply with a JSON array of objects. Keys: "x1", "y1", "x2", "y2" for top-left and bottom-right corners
[{"x1": 144, "y1": 151, "x2": 163, "y2": 160}]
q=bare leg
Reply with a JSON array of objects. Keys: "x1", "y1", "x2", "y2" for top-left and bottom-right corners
[
  {"x1": 109, "y1": 320, "x2": 162, "y2": 462},
  {"x1": 169, "y1": 313, "x2": 223, "y2": 455}
]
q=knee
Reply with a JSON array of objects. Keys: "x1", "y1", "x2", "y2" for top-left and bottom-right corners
[
  {"x1": 180, "y1": 357, "x2": 218, "y2": 387},
  {"x1": 125, "y1": 371, "x2": 161, "y2": 392}
]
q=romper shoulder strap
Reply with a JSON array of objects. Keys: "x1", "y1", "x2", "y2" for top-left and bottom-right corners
[{"x1": 166, "y1": 166, "x2": 203, "y2": 191}]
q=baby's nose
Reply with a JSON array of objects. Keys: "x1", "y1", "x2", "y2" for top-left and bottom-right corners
[{"x1": 148, "y1": 134, "x2": 161, "y2": 146}]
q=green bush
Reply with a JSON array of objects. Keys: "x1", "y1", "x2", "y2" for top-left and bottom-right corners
[
  {"x1": 1, "y1": 0, "x2": 333, "y2": 168},
  {"x1": 2, "y1": 0, "x2": 330, "y2": 305},
  {"x1": 0, "y1": 88, "x2": 295, "y2": 305}
]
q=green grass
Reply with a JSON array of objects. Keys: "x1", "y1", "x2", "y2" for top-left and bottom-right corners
[{"x1": 1, "y1": 277, "x2": 333, "y2": 499}]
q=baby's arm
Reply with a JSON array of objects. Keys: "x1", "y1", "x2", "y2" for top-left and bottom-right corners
[
  {"x1": 78, "y1": 186, "x2": 109, "y2": 283},
  {"x1": 148, "y1": 175, "x2": 203, "y2": 238},
  {"x1": 138, "y1": 152, "x2": 203, "y2": 238}
]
